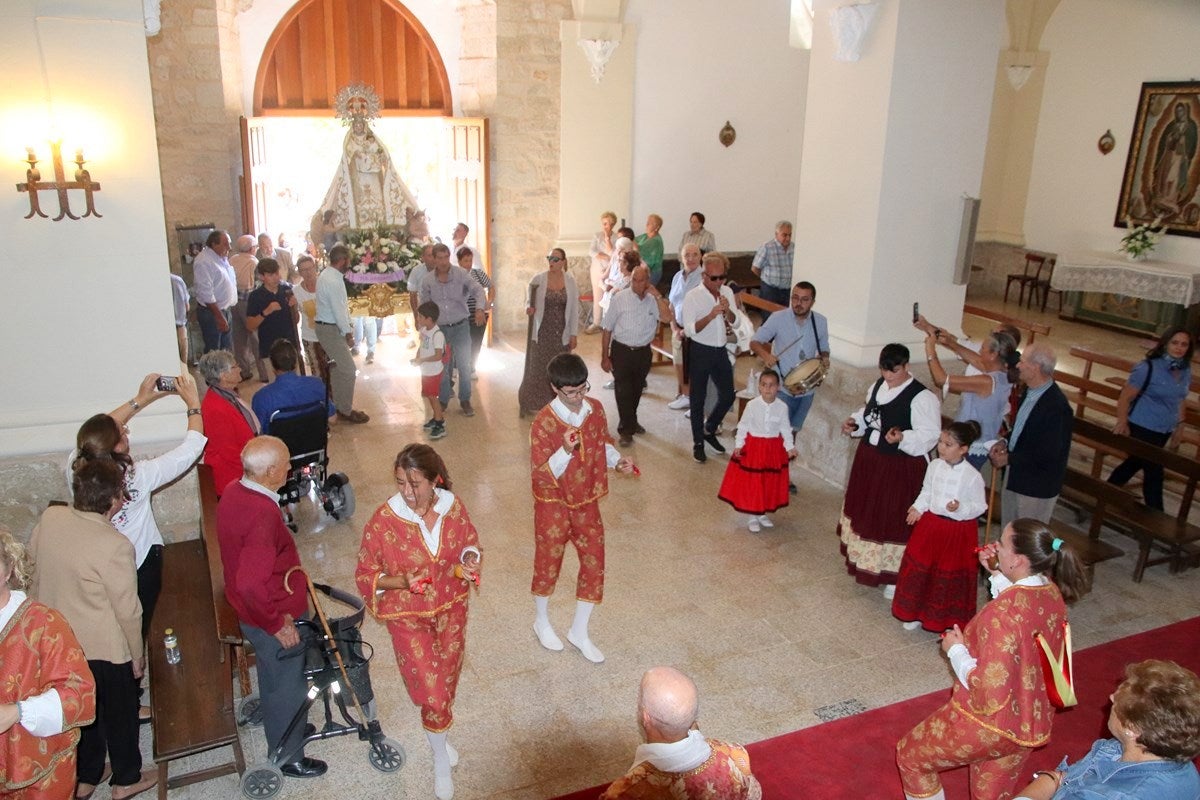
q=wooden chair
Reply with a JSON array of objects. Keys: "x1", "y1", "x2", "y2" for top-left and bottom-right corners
[
  {"x1": 1004, "y1": 252, "x2": 1046, "y2": 306},
  {"x1": 1035, "y1": 256, "x2": 1061, "y2": 312}
]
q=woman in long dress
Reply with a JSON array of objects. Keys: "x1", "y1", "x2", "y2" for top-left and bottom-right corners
[
  {"x1": 355, "y1": 444, "x2": 481, "y2": 800},
  {"x1": 519, "y1": 249, "x2": 579, "y2": 416},
  {"x1": 838, "y1": 344, "x2": 941, "y2": 597}
]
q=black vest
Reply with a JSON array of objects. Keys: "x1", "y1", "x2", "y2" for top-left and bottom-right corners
[{"x1": 863, "y1": 377, "x2": 927, "y2": 456}]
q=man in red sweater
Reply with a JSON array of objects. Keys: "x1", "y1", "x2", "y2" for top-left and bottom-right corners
[{"x1": 217, "y1": 436, "x2": 326, "y2": 778}]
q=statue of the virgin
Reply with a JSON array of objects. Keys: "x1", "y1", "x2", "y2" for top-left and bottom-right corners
[{"x1": 315, "y1": 83, "x2": 420, "y2": 230}]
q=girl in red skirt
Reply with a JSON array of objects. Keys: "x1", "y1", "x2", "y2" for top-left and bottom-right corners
[
  {"x1": 892, "y1": 420, "x2": 988, "y2": 632},
  {"x1": 719, "y1": 369, "x2": 796, "y2": 532}
]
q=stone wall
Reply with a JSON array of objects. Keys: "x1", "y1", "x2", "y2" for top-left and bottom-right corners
[
  {"x1": 0, "y1": 447, "x2": 200, "y2": 546},
  {"x1": 489, "y1": 0, "x2": 572, "y2": 338},
  {"x1": 146, "y1": 0, "x2": 246, "y2": 265}
]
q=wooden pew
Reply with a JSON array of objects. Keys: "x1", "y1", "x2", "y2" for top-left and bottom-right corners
[
  {"x1": 962, "y1": 304, "x2": 1050, "y2": 343},
  {"x1": 150, "y1": 537, "x2": 245, "y2": 798},
  {"x1": 1058, "y1": 417, "x2": 1200, "y2": 581},
  {"x1": 1045, "y1": 518, "x2": 1124, "y2": 576},
  {"x1": 197, "y1": 464, "x2": 253, "y2": 696}
]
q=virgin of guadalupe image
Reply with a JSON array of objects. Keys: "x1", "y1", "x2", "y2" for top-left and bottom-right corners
[
  {"x1": 1151, "y1": 100, "x2": 1198, "y2": 218},
  {"x1": 317, "y1": 83, "x2": 421, "y2": 229}
]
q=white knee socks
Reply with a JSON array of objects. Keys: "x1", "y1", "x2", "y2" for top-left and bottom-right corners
[
  {"x1": 534, "y1": 595, "x2": 551, "y2": 628},
  {"x1": 569, "y1": 600, "x2": 594, "y2": 638},
  {"x1": 426, "y1": 730, "x2": 453, "y2": 799}
]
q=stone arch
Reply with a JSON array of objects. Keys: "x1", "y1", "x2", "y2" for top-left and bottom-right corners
[{"x1": 254, "y1": 0, "x2": 452, "y2": 115}]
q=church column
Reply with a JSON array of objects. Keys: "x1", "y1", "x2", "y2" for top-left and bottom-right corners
[
  {"x1": 976, "y1": 0, "x2": 1060, "y2": 245},
  {"x1": 556, "y1": 0, "x2": 636, "y2": 255},
  {"x1": 790, "y1": 0, "x2": 1004, "y2": 485}
]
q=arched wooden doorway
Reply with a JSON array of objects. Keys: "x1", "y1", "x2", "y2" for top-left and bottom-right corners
[
  {"x1": 253, "y1": 0, "x2": 452, "y2": 115},
  {"x1": 240, "y1": 0, "x2": 489, "y2": 285}
]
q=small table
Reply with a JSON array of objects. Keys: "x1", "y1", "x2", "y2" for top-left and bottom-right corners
[{"x1": 1050, "y1": 251, "x2": 1200, "y2": 336}]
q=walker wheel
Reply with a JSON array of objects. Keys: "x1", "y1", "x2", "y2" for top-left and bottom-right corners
[
  {"x1": 367, "y1": 737, "x2": 406, "y2": 773},
  {"x1": 237, "y1": 696, "x2": 263, "y2": 727},
  {"x1": 241, "y1": 763, "x2": 284, "y2": 798},
  {"x1": 324, "y1": 475, "x2": 356, "y2": 520}
]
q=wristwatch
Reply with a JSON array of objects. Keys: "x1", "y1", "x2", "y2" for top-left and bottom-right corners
[{"x1": 187, "y1": 408, "x2": 202, "y2": 417}]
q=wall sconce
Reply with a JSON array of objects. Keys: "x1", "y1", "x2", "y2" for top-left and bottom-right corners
[
  {"x1": 719, "y1": 121, "x2": 736, "y2": 148},
  {"x1": 16, "y1": 140, "x2": 102, "y2": 221}
]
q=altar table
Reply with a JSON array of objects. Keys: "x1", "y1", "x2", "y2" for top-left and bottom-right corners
[{"x1": 1050, "y1": 251, "x2": 1200, "y2": 336}]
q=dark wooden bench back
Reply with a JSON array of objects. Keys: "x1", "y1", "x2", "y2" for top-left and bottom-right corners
[
  {"x1": 962, "y1": 304, "x2": 1050, "y2": 342},
  {"x1": 197, "y1": 464, "x2": 243, "y2": 647}
]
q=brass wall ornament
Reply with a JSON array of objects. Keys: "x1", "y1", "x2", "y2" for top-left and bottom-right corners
[
  {"x1": 16, "y1": 141, "x2": 102, "y2": 221},
  {"x1": 719, "y1": 121, "x2": 736, "y2": 148},
  {"x1": 1097, "y1": 129, "x2": 1115, "y2": 155}
]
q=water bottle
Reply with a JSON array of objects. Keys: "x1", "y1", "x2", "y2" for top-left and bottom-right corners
[{"x1": 164, "y1": 628, "x2": 181, "y2": 665}]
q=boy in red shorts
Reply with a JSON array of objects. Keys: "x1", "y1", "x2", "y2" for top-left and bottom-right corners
[{"x1": 412, "y1": 301, "x2": 448, "y2": 439}]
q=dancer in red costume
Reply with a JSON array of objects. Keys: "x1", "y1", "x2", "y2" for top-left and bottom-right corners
[
  {"x1": 530, "y1": 353, "x2": 635, "y2": 664},
  {"x1": 718, "y1": 369, "x2": 795, "y2": 533},
  {"x1": 896, "y1": 519, "x2": 1091, "y2": 800},
  {"x1": 356, "y1": 444, "x2": 481, "y2": 800},
  {"x1": 0, "y1": 529, "x2": 96, "y2": 800}
]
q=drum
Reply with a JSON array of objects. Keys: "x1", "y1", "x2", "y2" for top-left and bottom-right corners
[{"x1": 784, "y1": 357, "x2": 827, "y2": 396}]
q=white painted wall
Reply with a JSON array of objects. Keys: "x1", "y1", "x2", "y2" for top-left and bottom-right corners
[
  {"x1": 624, "y1": 0, "x2": 808, "y2": 253},
  {"x1": 1025, "y1": 0, "x2": 1200, "y2": 265},
  {"x1": 236, "y1": 0, "x2": 462, "y2": 116},
  {"x1": 0, "y1": 0, "x2": 187, "y2": 455},
  {"x1": 796, "y1": 0, "x2": 1003, "y2": 367}
]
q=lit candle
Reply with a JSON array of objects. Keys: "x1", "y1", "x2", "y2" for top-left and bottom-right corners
[
  {"x1": 75, "y1": 148, "x2": 84, "y2": 163},
  {"x1": 25, "y1": 147, "x2": 36, "y2": 161}
]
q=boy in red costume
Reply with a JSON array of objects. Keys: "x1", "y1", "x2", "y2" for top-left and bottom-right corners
[{"x1": 530, "y1": 353, "x2": 635, "y2": 663}]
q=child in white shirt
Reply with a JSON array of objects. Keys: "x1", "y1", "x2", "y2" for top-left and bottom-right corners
[
  {"x1": 411, "y1": 301, "x2": 447, "y2": 439},
  {"x1": 718, "y1": 370, "x2": 797, "y2": 532}
]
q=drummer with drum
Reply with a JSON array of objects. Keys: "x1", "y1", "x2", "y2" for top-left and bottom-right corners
[{"x1": 749, "y1": 281, "x2": 830, "y2": 436}]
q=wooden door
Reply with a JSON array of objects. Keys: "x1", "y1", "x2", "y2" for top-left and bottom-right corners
[
  {"x1": 443, "y1": 117, "x2": 491, "y2": 341},
  {"x1": 239, "y1": 117, "x2": 270, "y2": 236}
]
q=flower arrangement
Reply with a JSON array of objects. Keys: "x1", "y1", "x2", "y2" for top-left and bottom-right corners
[
  {"x1": 1118, "y1": 217, "x2": 1164, "y2": 261},
  {"x1": 342, "y1": 225, "x2": 424, "y2": 293}
]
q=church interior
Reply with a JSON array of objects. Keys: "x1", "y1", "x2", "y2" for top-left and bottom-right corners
[{"x1": 2, "y1": 0, "x2": 1200, "y2": 798}]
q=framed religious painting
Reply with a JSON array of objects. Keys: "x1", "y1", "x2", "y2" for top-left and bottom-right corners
[{"x1": 1115, "y1": 81, "x2": 1200, "y2": 237}]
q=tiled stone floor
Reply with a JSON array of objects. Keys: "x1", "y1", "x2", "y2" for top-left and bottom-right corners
[{"x1": 121, "y1": 299, "x2": 1199, "y2": 800}]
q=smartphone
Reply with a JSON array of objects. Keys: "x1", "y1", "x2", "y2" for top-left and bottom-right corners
[
  {"x1": 155, "y1": 376, "x2": 177, "y2": 393},
  {"x1": 912, "y1": 302, "x2": 920, "y2": 324}
]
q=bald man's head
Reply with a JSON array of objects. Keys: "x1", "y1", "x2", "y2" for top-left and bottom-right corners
[
  {"x1": 638, "y1": 667, "x2": 699, "y2": 743},
  {"x1": 241, "y1": 435, "x2": 290, "y2": 489}
]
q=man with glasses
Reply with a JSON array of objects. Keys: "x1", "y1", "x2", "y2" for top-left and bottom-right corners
[
  {"x1": 529, "y1": 353, "x2": 635, "y2": 664},
  {"x1": 681, "y1": 253, "x2": 739, "y2": 463},
  {"x1": 418, "y1": 243, "x2": 488, "y2": 416}
]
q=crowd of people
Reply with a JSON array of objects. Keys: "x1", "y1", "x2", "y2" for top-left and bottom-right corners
[{"x1": 3, "y1": 214, "x2": 1198, "y2": 800}]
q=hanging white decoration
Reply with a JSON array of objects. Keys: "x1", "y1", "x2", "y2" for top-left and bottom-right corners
[
  {"x1": 143, "y1": 0, "x2": 162, "y2": 36},
  {"x1": 577, "y1": 38, "x2": 620, "y2": 84},
  {"x1": 1006, "y1": 65, "x2": 1033, "y2": 91},
  {"x1": 829, "y1": 1, "x2": 879, "y2": 62}
]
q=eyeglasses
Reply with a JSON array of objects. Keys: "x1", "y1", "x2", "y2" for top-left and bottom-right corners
[
  {"x1": 557, "y1": 382, "x2": 590, "y2": 399},
  {"x1": 704, "y1": 272, "x2": 728, "y2": 281},
  {"x1": 547, "y1": 255, "x2": 564, "y2": 263}
]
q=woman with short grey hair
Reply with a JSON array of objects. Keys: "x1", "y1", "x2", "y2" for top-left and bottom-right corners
[{"x1": 199, "y1": 350, "x2": 260, "y2": 495}]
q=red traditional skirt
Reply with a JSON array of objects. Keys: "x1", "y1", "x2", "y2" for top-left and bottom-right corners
[
  {"x1": 892, "y1": 511, "x2": 979, "y2": 631},
  {"x1": 718, "y1": 434, "x2": 790, "y2": 515},
  {"x1": 837, "y1": 440, "x2": 927, "y2": 585}
]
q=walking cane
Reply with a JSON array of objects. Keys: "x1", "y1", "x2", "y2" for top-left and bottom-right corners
[
  {"x1": 284, "y1": 566, "x2": 370, "y2": 722},
  {"x1": 984, "y1": 461, "x2": 1000, "y2": 545}
]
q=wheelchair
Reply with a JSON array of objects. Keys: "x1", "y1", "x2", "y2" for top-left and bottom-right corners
[
  {"x1": 266, "y1": 400, "x2": 355, "y2": 529},
  {"x1": 239, "y1": 579, "x2": 404, "y2": 798}
]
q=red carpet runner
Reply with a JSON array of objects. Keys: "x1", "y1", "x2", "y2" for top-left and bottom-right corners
[{"x1": 552, "y1": 616, "x2": 1200, "y2": 799}]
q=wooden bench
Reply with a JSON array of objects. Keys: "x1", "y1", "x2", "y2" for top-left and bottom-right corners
[
  {"x1": 962, "y1": 304, "x2": 1050, "y2": 343},
  {"x1": 150, "y1": 537, "x2": 245, "y2": 798},
  {"x1": 197, "y1": 464, "x2": 253, "y2": 696},
  {"x1": 1045, "y1": 518, "x2": 1125, "y2": 576},
  {"x1": 1058, "y1": 417, "x2": 1200, "y2": 581}
]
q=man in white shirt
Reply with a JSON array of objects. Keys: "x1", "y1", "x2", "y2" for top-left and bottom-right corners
[
  {"x1": 666, "y1": 243, "x2": 705, "y2": 410},
  {"x1": 448, "y1": 222, "x2": 482, "y2": 269},
  {"x1": 681, "y1": 252, "x2": 739, "y2": 464},
  {"x1": 601, "y1": 266, "x2": 670, "y2": 446},
  {"x1": 314, "y1": 244, "x2": 369, "y2": 423},
  {"x1": 193, "y1": 230, "x2": 237, "y2": 354}
]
